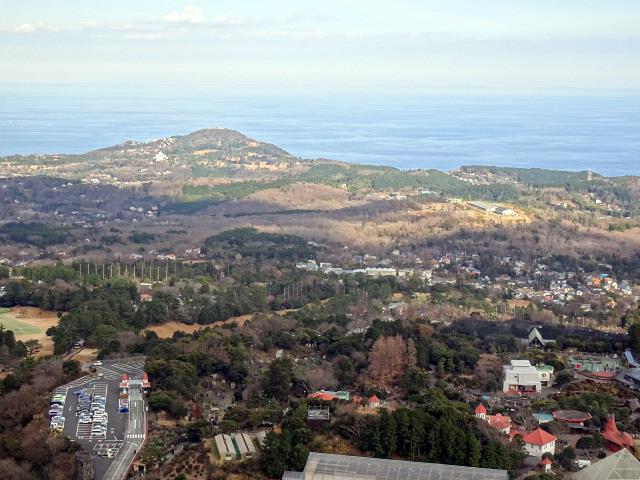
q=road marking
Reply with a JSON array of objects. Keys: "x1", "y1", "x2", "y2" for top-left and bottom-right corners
[{"x1": 104, "y1": 442, "x2": 134, "y2": 480}]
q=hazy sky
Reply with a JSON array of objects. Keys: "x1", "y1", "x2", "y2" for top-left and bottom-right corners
[{"x1": 2, "y1": 0, "x2": 639, "y2": 89}]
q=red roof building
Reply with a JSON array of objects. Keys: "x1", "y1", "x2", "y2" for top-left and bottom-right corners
[
  {"x1": 603, "y1": 414, "x2": 634, "y2": 452},
  {"x1": 308, "y1": 391, "x2": 337, "y2": 402},
  {"x1": 540, "y1": 457, "x2": 553, "y2": 473},
  {"x1": 474, "y1": 403, "x2": 511, "y2": 434},
  {"x1": 368, "y1": 395, "x2": 381, "y2": 408},
  {"x1": 522, "y1": 428, "x2": 557, "y2": 457},
  {"x1": 487, "y1": 414, "x2": 512, "y2": 434}
]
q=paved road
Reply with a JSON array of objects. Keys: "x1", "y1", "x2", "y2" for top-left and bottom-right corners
[
  {"x1": 54, "y1": 357, "x2": 146, "y2": 480},
  {"x1": 103, "y1": 382, "x2": 146, "y2": 480}
]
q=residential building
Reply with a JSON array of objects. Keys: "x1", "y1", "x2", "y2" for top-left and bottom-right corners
[
  {"x1": 502, "y1": 360, "x2": 553, "y2": 394},
  {"x1": 522, "y1": 428, "x2": 556, "y2": 458},
  {"x1": 474, "y1": 403, "x2": 512, "y2": 434}
]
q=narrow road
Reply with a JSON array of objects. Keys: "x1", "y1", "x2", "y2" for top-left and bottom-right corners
[{"x1": 103, "y1": 387, "x2": 145, "y2": 480}]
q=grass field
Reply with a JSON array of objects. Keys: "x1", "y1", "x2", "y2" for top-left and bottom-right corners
[
  {"x1": 0, "y1": 307, "x2": 59, "y2": 356},
  {"x1": 0, "y1": 309, "x2": 42, "y2": 335}
]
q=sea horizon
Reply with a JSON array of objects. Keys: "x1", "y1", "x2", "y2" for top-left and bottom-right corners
[{"x1": 1, "y1": 84, "x2": 639, "y2": 177}]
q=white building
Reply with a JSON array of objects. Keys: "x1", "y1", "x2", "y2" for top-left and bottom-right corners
[
  {"x1": 214, "y1": 434, "x2": 235, "y2": 462},
  {"x1": 522, "y1": 428, "x2": 556, "y2": 458},
  {"x1": 232, "y1": 432, "x2": 256, "y2": 459},
  {"x1": 502, "y1": 360, "x2": 553, "y2": 394}
]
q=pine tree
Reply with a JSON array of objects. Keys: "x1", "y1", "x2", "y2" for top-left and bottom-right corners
[{"x1": 466, "y1": 430, "x2": 481, "y2": 467}]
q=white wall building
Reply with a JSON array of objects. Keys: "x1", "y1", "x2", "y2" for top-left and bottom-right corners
[{"x1": 502, "y1": 360, "x2": 553, "y2": 394}]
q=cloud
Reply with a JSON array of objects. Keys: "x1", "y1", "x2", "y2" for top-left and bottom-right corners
[
  {"x1": 15, "y1": 22, "x2": 47, "y2": 33},
  {"x1": 163, "y1": 6, "x2": 203, "y2": 24}
]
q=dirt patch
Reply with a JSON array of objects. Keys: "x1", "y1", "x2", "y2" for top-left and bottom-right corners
[
  {"x1": 0, "y1": 307, "x2": 59, "y2": 357},
  {"x1": 146, "y1": 308, "x2": 303, "y2": 338},
  {"x1": 145, "y1": 321, "x2": 204, "y2": 339},
  {"x1": 67, "y1": 348, "x2": 99, "y2": 365}
]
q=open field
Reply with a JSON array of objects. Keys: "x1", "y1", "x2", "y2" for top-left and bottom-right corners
[
  {"x1": 0, "y1": 306, "x2": 59, "y2": 356},
  {"x1": 145, "y1": 307, "x2": 307, "y2": 339},
  {"x1": 145, "y1": 321, "x2": 205, "y2": 338}
]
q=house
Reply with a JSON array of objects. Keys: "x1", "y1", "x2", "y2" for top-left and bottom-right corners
[
  {"x1": 140, "y1": 292, "x2": 153, "y2": 302},
  {"x1": 474, "y1": 403, "x2": 512, "y2": 434},
  {"x1": 522, "y1": 428, "x2": 556, "y2": 458},
  {"x1": 282, "y1": 452, "x2": 508, "y2": 480},
  {"x1": 522, "y1": 327, "x2": 556, "y2": 349},
  {"x1": 569, "y1": 448, "x2": 640, "y2": 480},
  {"x1": 503, "y1": 360, "x2": 553, "y2": 394},
  {"x1": 540, "y1": 457, "x2": 553, "y2": 474},
  {"x1": 307, "y1": 390, "x2": 350, "y2": 402},
  {"x1": 602, "y1": 415, "x2": 634, "y2": 452},
  {"x1": 367, "y1": 395, "x2": 381, "y2": 408}
]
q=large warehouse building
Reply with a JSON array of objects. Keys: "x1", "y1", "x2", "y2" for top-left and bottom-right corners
[{"x1": 282, "y1": 452, "x2": 508, "y2": 480}]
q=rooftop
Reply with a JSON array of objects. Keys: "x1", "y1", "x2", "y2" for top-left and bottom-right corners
[
  {"x1": 294, "y1": 452, "x2": 508, "y2": 480},
  {"x1": 569, "y1": 448, "x2": 640, "y2": 480},
  {"x1": 522, "y1": 428, "x2": 557, "y2": 446}
]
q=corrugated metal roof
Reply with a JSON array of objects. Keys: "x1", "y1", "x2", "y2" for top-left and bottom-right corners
[{"x1": 301, "y1": 452, "x2": 508, "y2": 480}]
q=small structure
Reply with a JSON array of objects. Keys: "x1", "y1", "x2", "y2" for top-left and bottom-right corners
[
  {"x1": 602, "y1": 415, "x2": 634, "y2": 452},
  {"x1": 307, "y1": 406, "x2": 331, "y2": 429},
  {"x1": 474, "y1": 403, "x2": 488, "y2": 420},
  {"x1": 522, "y1": 327, "x2": 556, "y2": 349},
  {"x1": 255, "y1": 430, "x2": 268, "y2": 448},
  {"x1": 532, "y1": 412, "x2": 554, "y2": 425},
  {"x1": 540, "y1": 457, "x2": 553, "y2": 474},
  {"x1": 367, "y1": 395, "x2": 381, "y2": 408},
  {"x1": 569, "y1": 448, "x2": 640, "y2": 480},
  {"x1": 307, "y1": 390, "x2": 350, "y2": 402},
  {"x1": 569, "y1": 355, "x2": 621, "y2": 374},
  {"x1": 522, "y1": 428, "x2": 556, "y2": 458},
  {"x1": 231, "y1": 432, "x2": 256, "y2": 459},
  {"x1": 214, "y1": 433, "x2": 235, "y2": 462},
  {"x1": 552, "y1": 410, "x2": 592, "y2": 426}
]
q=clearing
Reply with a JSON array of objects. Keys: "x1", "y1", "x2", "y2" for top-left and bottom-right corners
[
  {"x1": 145, "y1": 306, "x2": 306, "y2": 339},
  {"x1": 0, "y1": 307, "x2": 59, "y2": 356}
]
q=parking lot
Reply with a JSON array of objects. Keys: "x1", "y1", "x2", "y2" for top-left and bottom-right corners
[{"x1": 53, "y1": 357, "x2": 146, "y2": 480}]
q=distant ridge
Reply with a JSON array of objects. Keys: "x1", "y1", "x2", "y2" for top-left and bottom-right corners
[{"x1": 90, "y1": 128, "x2": 295, "y2": 163}]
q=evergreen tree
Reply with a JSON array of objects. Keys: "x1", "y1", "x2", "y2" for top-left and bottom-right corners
[{"x1": 466, "y1": 430, "x2": 481, "y2": 467}]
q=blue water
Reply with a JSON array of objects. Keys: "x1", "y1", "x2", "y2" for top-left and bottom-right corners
[{"x1": 1, "y1": 85, "x2": 639, "y2": 176}]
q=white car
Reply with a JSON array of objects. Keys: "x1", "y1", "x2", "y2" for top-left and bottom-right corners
[{"x1": 92, "y1": 360, "x2": 103, "y2": 366}]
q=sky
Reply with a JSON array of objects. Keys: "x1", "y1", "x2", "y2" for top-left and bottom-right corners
[{"x1": 1, "y1": 0, "x2": 640, "y2": 90}]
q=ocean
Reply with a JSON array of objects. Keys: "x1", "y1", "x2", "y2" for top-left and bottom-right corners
[{"x1": 1, "y1": 85, "x2": 639, "y2": 176}]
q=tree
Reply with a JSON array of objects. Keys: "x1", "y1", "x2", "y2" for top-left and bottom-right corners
[
  {"x1": 62, "y1": 360, "x2": 80, "y2": 376},
  {"x1": 366, "y1": 336, "x2": 407, "y2": 387},
  {"x1": 23, "y1": 339, "x2": 41, "y2": 360},
  {"x1": 148, "y1": 392, "x2": 174, "y2": 411},
  {"x1": 629, "y1": 323, "x2": 640, "y2": 353},
  {"x1": 555, "y1": 447, "x2": 576, "y2": 471},
  {"x1": 260, "y1": 431, "x2": 288, "y2": 478},
  {"x1": 554, "y1": 370, "x2": 573, "y2": 386},
  {"x1": 466, "y1": 430, "x2": 481, "y2": 467},
  {"x1": 262, "y1": 358, "x2": 294, "y2": 402}
]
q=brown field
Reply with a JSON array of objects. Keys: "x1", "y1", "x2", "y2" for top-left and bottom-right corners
[
  {"x1": 145, "y1": 321, "x2": 205, "y2": 338},
  {"x1": 2, "y1": 307, "x2": 59, "y2": 357},
  {"x1": 146, "y1": 308, "x2": 305, "y2": 339}
]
